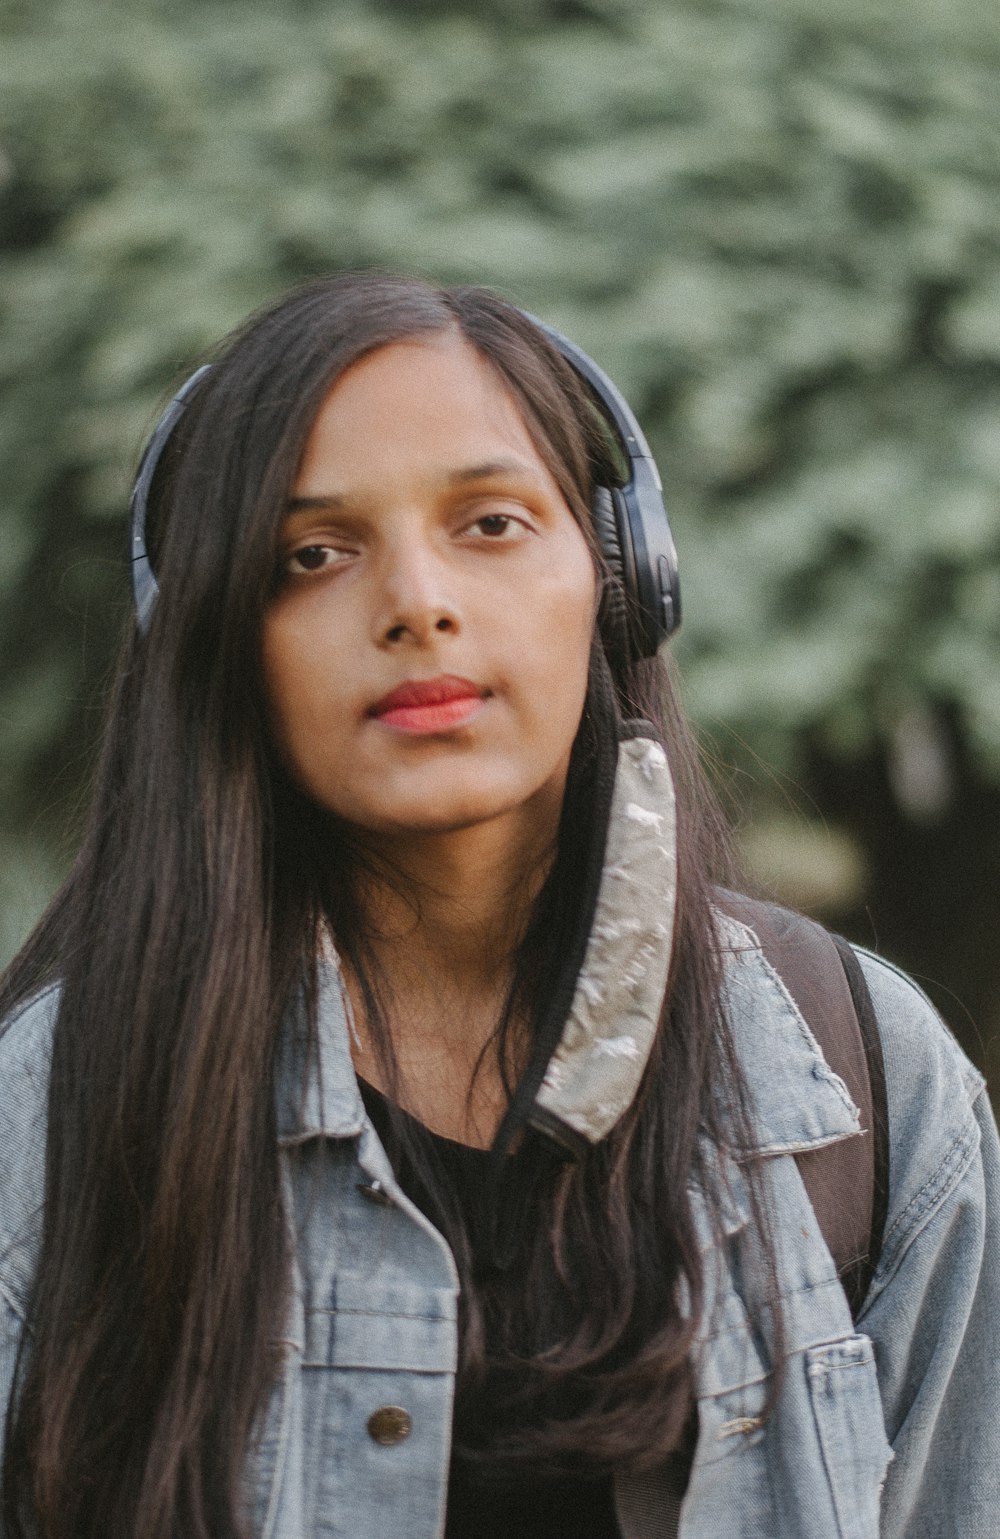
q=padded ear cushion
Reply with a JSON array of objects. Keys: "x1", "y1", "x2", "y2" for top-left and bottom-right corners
[{"x1": 591, "y1": 484, "x2": 632, "y2": 666}]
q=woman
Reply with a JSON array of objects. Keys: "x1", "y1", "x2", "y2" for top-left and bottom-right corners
[{"x1": 0, "y1": 274, "x2": 996, "y2": 1539}]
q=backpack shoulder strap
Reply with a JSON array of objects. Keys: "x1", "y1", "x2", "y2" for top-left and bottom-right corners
[
  {"x1": 827, "y1": 934, "x2": 890, "y2": 1307},
  {"x1": 714, "y1": 891, "x2": 889, "y2": 1316}
]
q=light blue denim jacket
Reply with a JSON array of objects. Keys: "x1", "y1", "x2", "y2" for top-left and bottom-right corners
[{"x1": 0, "y1": 735, "x2": 997, "y2": 1538}]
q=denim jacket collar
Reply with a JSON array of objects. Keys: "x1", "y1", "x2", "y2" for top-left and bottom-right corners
[
  {"x1": 713, "y1": 909, "x2": 862, "y2": 1155},
  {"x1": 274, "y1": 959, "x2": 365, "y2": 1144},
  {"x1": 274, "y1": 732, "x2": 860, "y2": 1159}
]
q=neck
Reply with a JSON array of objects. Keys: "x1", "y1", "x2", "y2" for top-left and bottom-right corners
[
  {"x1": 339, "y1": 792, "x2": 562, "y2": 1140},
  {"x1": 356, "y1": 803, "x2": 557, "y2": 992}
]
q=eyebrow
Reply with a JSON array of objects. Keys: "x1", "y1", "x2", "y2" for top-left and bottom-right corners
[
  {"x1": 445, "y1": 458, "x2": 539, "y2": 486},
  {"x1": 285, "y1": 458, "x2": 541, "y2": 513}
]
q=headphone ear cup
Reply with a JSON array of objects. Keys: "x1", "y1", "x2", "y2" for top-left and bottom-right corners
[{"x1": 591, "y1": 484, "x2": 632, "y2": 667}]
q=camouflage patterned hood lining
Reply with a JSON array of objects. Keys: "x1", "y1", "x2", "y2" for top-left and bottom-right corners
[{"x1": 530, "y1": 730, "x2": 678, "y2": 1146}]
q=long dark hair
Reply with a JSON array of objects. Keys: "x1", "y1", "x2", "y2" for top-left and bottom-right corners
[{"x1": 0, "y1": 274, "x2": 753, "y2": 1537}]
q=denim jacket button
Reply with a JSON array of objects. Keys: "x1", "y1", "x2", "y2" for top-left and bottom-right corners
[{"x1": 367, "y1": 1406, "x2": 413, "y2": 1445}]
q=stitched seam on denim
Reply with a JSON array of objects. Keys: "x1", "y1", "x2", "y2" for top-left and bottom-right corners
[
  {"x1": 310, "y1": 1307, "x2": 453, "y2": 1323},
  {"x1": 696, "y1": 1332, "x2": 866, "y2": 1398},
  {"x1": 698, "y1": 1274, "x2": 847, "y2": 1345},
  {"x1": 807, "y1": 1342, "x2": 875, "y2": 1373},
  {"x1": 304, "y1": 1363, "x2": 453, "y2": 1375},
  {"x1": 879, "y1": 1116, "x2": 978, "y2": 1274}
]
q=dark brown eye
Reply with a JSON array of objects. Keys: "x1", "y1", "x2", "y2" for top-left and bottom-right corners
[
  {"x1": 477, "y1": 515, "x2": 511, "y2": 536},
  {"x1": 293, "y1": 546, "x2": 330, "y2": 571}
]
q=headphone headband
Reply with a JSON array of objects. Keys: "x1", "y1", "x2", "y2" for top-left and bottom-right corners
[
  {"x1": 129, "y1": 364, "x2": 212, "y2": 634},
  {"x1": 128, "y1": 317, "x2": 680, "y2": 652},
  {"x1": 523, "y1": 315, "x2": 661, "y2": 483},
  {"x1": 525, "y1": 316, "x2": 679, "y2": 652}
]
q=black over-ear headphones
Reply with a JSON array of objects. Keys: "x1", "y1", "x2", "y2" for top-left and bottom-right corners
[
  {"x1": 129, "y1": 363, "x2": 212, "y2": 637},
  {"x1": 526, "y1": 315, "x2": 680, "y2": 657},
  {"x1": 128, "y1": 317, "x2": 681, "y2": 655}
]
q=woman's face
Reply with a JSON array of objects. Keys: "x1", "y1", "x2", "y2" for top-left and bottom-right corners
[{"x1": 262, "y1": 331, "x2": 598, "y2": 842}]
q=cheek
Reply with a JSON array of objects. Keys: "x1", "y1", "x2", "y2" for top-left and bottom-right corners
[
  {"x1": 514, "y1": 542, "x2": 598, "y2": 725},
  {"x1": 260, "y1": 618, "x2": 344, "y2": 777},
  {"x1": 538, "y1": 533, "x2": 599, "y2": 665}
]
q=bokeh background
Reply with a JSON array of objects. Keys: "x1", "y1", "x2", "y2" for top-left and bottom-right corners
[{"x1": 2, "y1": 0, "x2": 998, "y2": 1092}]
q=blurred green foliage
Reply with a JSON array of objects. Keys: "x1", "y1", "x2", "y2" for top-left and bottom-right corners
[{"x1": 2, "y1": 0, "x2": 1000, "y2": 1052}]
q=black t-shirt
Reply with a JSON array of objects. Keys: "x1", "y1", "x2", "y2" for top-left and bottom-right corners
[{"x1": 358, "y1": 1080, "x2": 622, "y2": 1539}]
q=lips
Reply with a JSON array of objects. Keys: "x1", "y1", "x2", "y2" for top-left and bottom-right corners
[{"x1": 368, "y1": 675, "x2": 488, "y2": 734}]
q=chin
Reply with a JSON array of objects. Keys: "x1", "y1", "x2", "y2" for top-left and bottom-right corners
[
  {"x1": 359, "y1": 778, "x2": 541, "y2": 838},
  {"x1": 370, "y1": 801, "x2": 516, "y2": 837}
]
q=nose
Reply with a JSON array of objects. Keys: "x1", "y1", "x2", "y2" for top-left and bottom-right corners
[{"x1": 373, "y1": 537, "x2": 461, "y2": 649}]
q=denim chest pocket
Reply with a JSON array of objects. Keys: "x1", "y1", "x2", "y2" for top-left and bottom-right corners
[
  {"x1": 303, "y1": 1275, "x2": 458, "y2": 1373},
  {"x1": 686, "y1": 1333, "x2": 892, "y2": 1539},
  {"x1": 245, "y1": 1278, "x2": 458, "y2": 1539},
  {"x1": 805, "y1": 1335, "x2": 893, "y2": 1539}
]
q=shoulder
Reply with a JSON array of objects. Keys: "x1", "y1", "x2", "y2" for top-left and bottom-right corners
[
  {"x1": 0, "y1": 985, "x2": 59, "y2": 1317},
  {"x1": 853, "y1": 947, "x2": 984, "y2": 1111},
  {"x1": 841, "y1": 954, "x2": 1000, "y2": 1525}
]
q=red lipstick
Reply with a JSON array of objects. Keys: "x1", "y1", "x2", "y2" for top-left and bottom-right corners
[{"x1": 368, "y1": 675, "x2": 488, "y2": 734}]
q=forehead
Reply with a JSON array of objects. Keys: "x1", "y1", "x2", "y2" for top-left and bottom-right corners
[{"x1": 293, "y1": 332, "x2": 556, "y2": 496}]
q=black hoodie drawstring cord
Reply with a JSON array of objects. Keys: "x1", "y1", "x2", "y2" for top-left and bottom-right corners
[{"x1": 479, "y1": 645, "x2": 624, "y2": 1273}]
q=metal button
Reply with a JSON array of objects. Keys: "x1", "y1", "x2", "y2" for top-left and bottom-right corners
[
  {"x1": 367, "y1": 1405, "x2": 412, "y2": 1445},
  {"x1": 356, "y1": 1180, "x2": 393, "y2": 1207}
]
